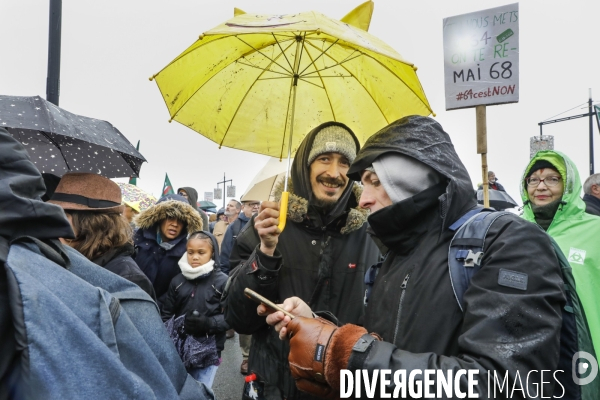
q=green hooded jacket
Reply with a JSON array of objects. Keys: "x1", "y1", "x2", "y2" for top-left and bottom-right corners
[{"x1": 521, "y1": 150, "x2": 600, "y2": 353}]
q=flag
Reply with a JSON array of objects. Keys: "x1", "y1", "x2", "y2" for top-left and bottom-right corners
[
  {"x1": 128, "y1": 140, "x2": 140, "y2": 185},
  {"x1": 162, "y1": 173, "x2": 174, "y2": 196}
]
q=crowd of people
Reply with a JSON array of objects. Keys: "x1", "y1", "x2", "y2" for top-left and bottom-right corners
[{"x1": 2, "y1": 115, "x2": 600, "y2": 399}]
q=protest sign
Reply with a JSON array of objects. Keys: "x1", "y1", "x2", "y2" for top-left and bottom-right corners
[{"x1": 444, "y1": 3, "x2": 519, "y2": 110}]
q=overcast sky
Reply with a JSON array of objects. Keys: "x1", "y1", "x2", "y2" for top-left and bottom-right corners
[{"x1": 3, "y1": 0, "x2": 599, "y2": 208}]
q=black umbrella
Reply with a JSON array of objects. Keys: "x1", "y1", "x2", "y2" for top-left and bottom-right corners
[
  {"x1": 477, "y1": 189, "x2": 519, "y2": 210},
  {"x1": 0, "y1": 95, "x2": 146, "y2": 178}
]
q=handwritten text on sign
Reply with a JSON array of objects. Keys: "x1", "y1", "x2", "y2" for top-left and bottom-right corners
[{"x1": 443, "y1": 3, "x2": 519, "y2": 110}]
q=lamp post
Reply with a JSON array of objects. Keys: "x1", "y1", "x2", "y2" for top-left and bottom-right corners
[
  {"x1": 216, "y1": 173, "x2": 233, "y2": 209},
  {"x1": 538, "y1": 89, "x2": 596, "y2": 176},
  {"x1": 46, "y1": 0, "x2": 62, "y2": 106}
]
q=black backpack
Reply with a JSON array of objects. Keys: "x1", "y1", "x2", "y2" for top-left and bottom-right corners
[{"x1": 449, "y1": 208, "x2": 599, "y2": 400}]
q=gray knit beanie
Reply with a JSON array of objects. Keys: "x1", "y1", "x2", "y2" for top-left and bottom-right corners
[{"x1": 307, "y1": 125, "x2": 357, "y2": 166}]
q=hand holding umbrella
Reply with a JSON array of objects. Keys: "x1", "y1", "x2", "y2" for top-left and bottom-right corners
[{"x1": 254, "y1": 201, "x2": 282, "y2": 256}]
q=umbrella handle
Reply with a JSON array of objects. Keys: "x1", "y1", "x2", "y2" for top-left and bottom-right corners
[{"x1": 277, "y1": 191, "x2": 289, "y2": 232}]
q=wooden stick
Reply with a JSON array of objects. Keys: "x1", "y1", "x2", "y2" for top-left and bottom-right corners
[{"x1": 476, "y1": 105, "x2": 489, "y2": 208}]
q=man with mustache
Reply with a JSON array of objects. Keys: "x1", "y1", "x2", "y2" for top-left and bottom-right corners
[
  {"x1": 266, "y1": 116, "x2": 568, "y2": 399},
  {"x1": 223, "y1": 122, "x2": 380, "y2": 399}
]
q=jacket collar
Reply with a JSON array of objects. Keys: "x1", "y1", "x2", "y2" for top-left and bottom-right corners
[
  {"x1": 368, "y1": 183, "x2": 446, "y2": 253},
  {"x1": 237, "y1": 212, "x2": 251, "y2": 224},
  {"x1": 92, "y1": 243, "x2": 135, "y2": 267},
  {"x1": 583, "y1": 193, "x2": 600, "y2": 208}
]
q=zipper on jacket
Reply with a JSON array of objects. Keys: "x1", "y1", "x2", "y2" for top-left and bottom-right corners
[{"x1": 392, "y1": 273, "x2": 411, "y2": 344}]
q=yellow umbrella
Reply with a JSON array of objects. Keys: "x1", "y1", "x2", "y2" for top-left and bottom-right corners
[{"x1": 151, "y1": 1, "x2": 433, "y2": 230}]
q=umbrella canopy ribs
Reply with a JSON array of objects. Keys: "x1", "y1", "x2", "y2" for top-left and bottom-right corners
[
  {"x1": 151, "y1": 3, "x2": 433, "y2": 229},
  {"x1": 151, "y1": 8, "x2": 433, "y2": 159}
]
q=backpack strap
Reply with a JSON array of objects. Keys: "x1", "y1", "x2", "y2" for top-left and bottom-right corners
[
  {"x1": 448, "y1": 209, "x2": 511, "y2": 312},
  {"x1": 231, "y1": 218, "x2": 244, "y2": 239}
]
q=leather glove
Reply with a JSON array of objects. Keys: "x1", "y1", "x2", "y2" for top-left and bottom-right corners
[
  {"x1": 184, "y1": 310, "x2": 211, "y2": 335},
  {"x1": 286, "y1": 317, "x2": 339, "y2": 398},
  {"x1": 287, "y1": 317, "x2": 371, "y2": 399}
]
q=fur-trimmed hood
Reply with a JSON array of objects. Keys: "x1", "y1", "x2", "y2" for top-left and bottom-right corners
[
  {"x1": 134, "y1": 199, "x2": 203, "y2": 233},
  {"x1": 272, "y1": 178, "x2": 369, "y2": 235}
]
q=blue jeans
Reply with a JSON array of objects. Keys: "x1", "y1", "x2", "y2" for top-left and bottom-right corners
[{"x1": 188, "y1": 365, "x2": 219, "y2": 388}]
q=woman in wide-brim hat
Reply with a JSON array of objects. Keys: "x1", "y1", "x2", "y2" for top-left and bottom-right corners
[{"x1": 49, "y1": 172, "x2": 156, "y2": 299}]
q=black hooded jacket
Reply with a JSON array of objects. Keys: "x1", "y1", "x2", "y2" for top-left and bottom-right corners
[
  {"x1": 223, "y1": 122, "x2": 380, "y2": 399},
  {"x1": 343, "y1": 116, "x2": 565, "y2": 398}
]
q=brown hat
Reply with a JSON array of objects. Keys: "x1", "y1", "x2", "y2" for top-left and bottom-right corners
[{"x1": 49, "y1": 172, "x2": 124, "y2": 213}]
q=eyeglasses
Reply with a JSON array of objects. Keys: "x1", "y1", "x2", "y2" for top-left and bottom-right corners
[
  {"x1": 526, "y1": 176, "x2": 561, "y2": 187},
  {"x1": 177, "y1": 191, "x2": 188, "y2": 198},
  {"x1": 244, "y1": 202, "x2": 260, "y2": 208}
]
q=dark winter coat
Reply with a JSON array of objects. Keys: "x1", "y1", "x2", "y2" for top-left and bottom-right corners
[
  {"x1": 162, "y1": 233, "x2": 229, "y2": 355},
  {"x1": 345, "y1": 116, "x2": 565, "y2": 398},
  {"x1": 133, "y1": 197, "x2": 204, "y2": 306},
  {"x1": 161, "y1": 269, "x2": 229, "y2": 354},
  {"x1": 223, "y1": 122, "x2": 380, "y2": 399},
  {"x1": 218, "y1": 212, "x2": 251, "y2": 275},
  {"x1": 92, "y1": 243, "x2": 156, "y2": 301},
  {"x1": 583, "y1": 193, "x2": 600, "y2": 216}
]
